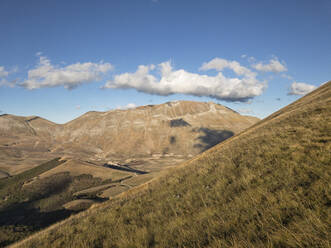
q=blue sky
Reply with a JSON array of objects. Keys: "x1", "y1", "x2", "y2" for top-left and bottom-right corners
[{"x1": 0, "y1": 0, "x2": 330, "y2": 123}]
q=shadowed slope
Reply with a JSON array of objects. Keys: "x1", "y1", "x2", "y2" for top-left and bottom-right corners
[{"x1": 12, "y1": 82, "x2": 331, "y2": 247}]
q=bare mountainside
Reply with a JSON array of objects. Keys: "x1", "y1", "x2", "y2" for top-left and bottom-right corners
[
  {"x1": 0, "y1": 115, "x2": 60, "y2": 175},
  {"x1": 0, "y1": 101, "x2": 258, "y2": 176},
  {"x1": 0, "y1": 101, "x2": 259, "y2": 246},
  {"x1": 11, "y1": 81, "x2": 330, "y2": 248}
]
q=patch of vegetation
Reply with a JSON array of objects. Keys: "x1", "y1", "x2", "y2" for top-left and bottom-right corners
[
  {"x1": 13, "y1": 84, "x2": 331, "y2": 247},
  {"x1": 0, "y1": 159, "x2": 111, "y2": 246},
  {"x1": 0, "y1": 158, "x2": 65, "y2": 207}
]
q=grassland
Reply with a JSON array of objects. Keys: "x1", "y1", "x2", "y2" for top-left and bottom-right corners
[
  {"x1": 11, "y1": 82, "x2": 331, "y2": 248},
  {"x1": 0, "y1": 158, "x2": 129, "y2": 246}
]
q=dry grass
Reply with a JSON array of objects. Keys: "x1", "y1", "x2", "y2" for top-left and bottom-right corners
[
  {"x1": 36, "y1": 159, "x2": 131, "y2": 181},
  {"x1": 11, "y1": 82, "x2": 331, "y2": 248}
]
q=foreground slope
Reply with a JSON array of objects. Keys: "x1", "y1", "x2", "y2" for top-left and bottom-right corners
[{"x1": 13, "y1": 82, "x2": 331, "y2": 248}]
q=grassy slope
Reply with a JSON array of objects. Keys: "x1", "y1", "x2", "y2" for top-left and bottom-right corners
[
  {"x1": 0, "y1": 158, "x2": 65, "y2": 208},
  {"x1": 13, "y1": 82, "x2": 331, "y2": 248},
  {"x1": 0, "y1": 159, "x2": 124, "y2": 247}
]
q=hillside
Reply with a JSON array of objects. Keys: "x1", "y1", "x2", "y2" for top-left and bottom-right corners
[
  {"x1": 0, "y1": 115, "x2": 60, "y2": 175},
  {"x1": 11, "y1": 81, "x2": 331, "y2": 248},
  {"x1": 58, "y1": 101, "x2": 257, "y2": 158}
]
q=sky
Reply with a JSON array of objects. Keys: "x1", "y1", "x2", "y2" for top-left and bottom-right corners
[{"x1": 0, "y1": 0, "x2": 330, "y2": 123}]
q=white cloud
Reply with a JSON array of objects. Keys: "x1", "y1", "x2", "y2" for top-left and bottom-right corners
[
  {"x1": 281, "y1": 74, "x2": 293, "y2": 80},
  {"x1": 288, "y1": 82, "x2": 317, "y2": 95},
  {"x1": 248, "y1": 56, "x2": 256, "y2": 63},
  {"x1": 200, "y1": 58, "x2": 256, "y2": 77},
  {"x1": 0, "y1": 66, "x2": 9, "y2": 77},
  {"x1": 126, "y1": 103, "x2": 136, "y2": 109},
  {"x1": 116, "y1": 103, "x2": 137, "y2": 110},
  {"x1": 104, "y1": 58, "x2": 266, "y2": 102},
  {"x1": 0, "y1": 79, "x2": 16, "y2": 88},
  {"x1": 237, "y1": 108, "x2": 253, "y2": 114},
  {"x1": 21, "y1": 55, "x2": 113, "y2": 89},
  {"x1": 0, "y1": 65, "x2": 17, "y2": 87},
  {"x1": 252, "y1": 58, "x2": 287, "y2": 73}
]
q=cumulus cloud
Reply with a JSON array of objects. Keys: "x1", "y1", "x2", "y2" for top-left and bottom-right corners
[
  {"x1": 0, "y1": 66, "x2": 9, "y2": 78},
  {"x1": 104, "y1": 58, "x2": 266, "y2": 102},
  {"x1": 21, "y1": 55, "x2": 113, "y2": 89},
  {"x1": 116, "y1": 103, "x2": 137, "y2": 110},
  {"x1": 288, "y1": 82, "x2": 317, "y2": 95},
  {"x1": 200, "y1": 58, "x2": 256, "y2": 77},
  {"x1": 237, "y1": 108, "x2": 253, "y2": 114},
  {"x1": 252, "y1": 58, "x2": 287, "y2": 73},
  {"x1": 0, "y1": 79, "x2": 16, "y2": 88},
  {"x1": 0, "y1": 66, "x2": 17, "y2": 88}
]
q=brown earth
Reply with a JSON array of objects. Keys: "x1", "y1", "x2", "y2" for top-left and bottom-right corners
[{"x1": 0, "y1": 101, "x2": 258, "y2": 177}]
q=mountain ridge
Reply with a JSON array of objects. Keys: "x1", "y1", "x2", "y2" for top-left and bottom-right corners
[{"x1": 0, "y1": 100, "x2": 259, "y2": 176}]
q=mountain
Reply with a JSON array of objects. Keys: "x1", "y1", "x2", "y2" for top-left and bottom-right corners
[
  {"x1": 0, "y1": 101, "x2": 258, "y2": 177},
  {"x1": 0, "y1": 115, "x2": 60, "y2": 175},
  {"x1": 58, "y1": 101, "x2": 257, "y2": 157},
  {"x1": 10, "y1": 81, "x2": 330, "y2": 248},
  {"x1": 0, "y1": 101, "x2": 259, "y2": 246}
]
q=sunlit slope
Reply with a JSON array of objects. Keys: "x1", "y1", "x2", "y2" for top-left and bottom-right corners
[
  {"x1": 57, "y1": 101, "x2": 258, "y2": 158},
  {"x1": 14, "y1": 82, "x2": 330, "y2": 248},
  {"x1": 0, "y1": 101, "x2": 258, "y2": 176}
]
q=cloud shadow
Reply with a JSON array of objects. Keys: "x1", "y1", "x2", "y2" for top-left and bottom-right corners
[{"x1": 193, "y1": 128, "x2": 234, "y2": 152}]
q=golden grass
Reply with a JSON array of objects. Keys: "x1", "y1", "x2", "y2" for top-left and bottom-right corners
[
  {"x1": 36, "y1": 159, "x2": 131, "y2": 181},
  {"x1": 11, "y1": 82, "x2": 331, "y2": 248}
]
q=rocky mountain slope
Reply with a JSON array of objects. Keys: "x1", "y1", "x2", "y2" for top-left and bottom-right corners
[
  {"x1": 0, "y1": 115, "x2": 60, "y2": 175},
  {"x1": 0, "y1": 101, "x2": 258, "y2": 176}
]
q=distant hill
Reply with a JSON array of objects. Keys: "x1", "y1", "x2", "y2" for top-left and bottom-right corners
[
  {"x1": 0, "y1": 101, "x2": 258, "y2": 176},
  {"x1": 11, "y1": 81, "x2": 330, "y2": 248}
]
